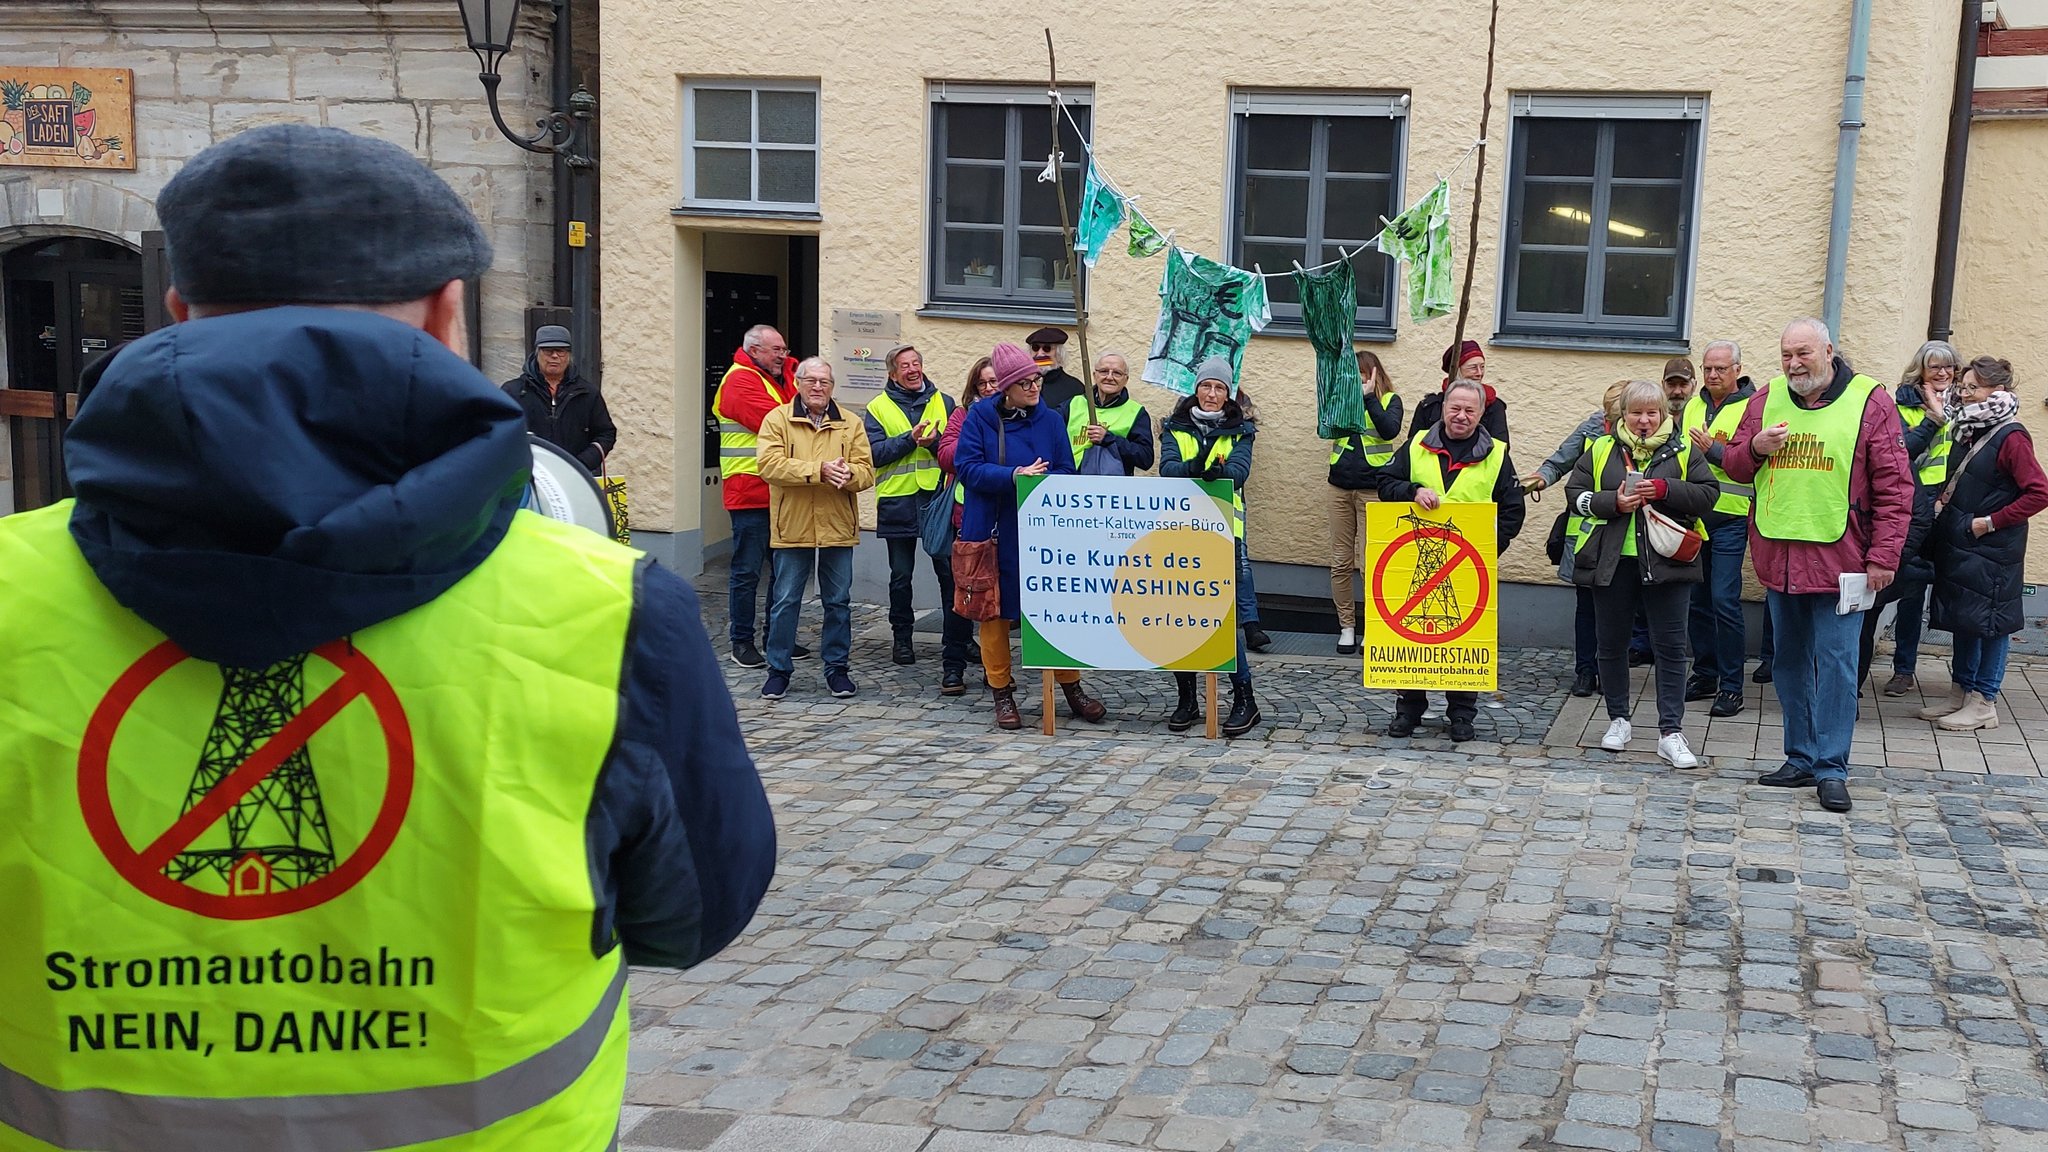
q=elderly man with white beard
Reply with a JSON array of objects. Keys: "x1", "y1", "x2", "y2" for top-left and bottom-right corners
[{"x1": 1723, "y1": 318, "x2": 1914, "y2": 814}]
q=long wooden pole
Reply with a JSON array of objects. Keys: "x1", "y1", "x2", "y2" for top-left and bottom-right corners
[
  {"x1": 1449, "y1": 0, "x2": 1502, "y2": 359},
  {"x1": 1046, "y1": 28, "x2": 1097, "y2": 426}
]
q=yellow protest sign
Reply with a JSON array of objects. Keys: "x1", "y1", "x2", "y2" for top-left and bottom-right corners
[{"x1": 1362, "y1": 502, "x2": 1498, "y2": 691}]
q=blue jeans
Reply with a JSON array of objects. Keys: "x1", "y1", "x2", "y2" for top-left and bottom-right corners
[
  {"x1": 1573, "y1": 588, "x2": 1597, "y2": 676},
  {"x1": 885, "y1": 533, "x2": 971, "y2": 670},
  {"x1": 727, "y1": 508, "x2": 772, "y2": 645},
  {"x1": 1767, "y1": 591, "x2": 1862, "y2": 782},
  {"x1": 767, "y1": 546, "x2": 852, "y2": 674},
  {"x1": 1951, "y1": 632, "x2": 2012, "y2": 703},
  {"x1": 1687, "y1": 519, "x2": 1750, "y2": 693},
  {"x1": 1889, "y1": 579, "x2": 1927, "y2": 673},
  {"x1": 1235, "y1": 537, "x2": 1259, "y2": 626}
]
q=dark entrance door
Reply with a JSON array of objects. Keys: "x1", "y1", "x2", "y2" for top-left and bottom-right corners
[
  {"x1": 3, "y1": 236, "x2": 145, "y2": 511},
  {"x1": 702, "y1": 271, "x2": 781, "y2": 491}
]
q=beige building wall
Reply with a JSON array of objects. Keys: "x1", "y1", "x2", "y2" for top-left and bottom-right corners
[
  {"x1": 1951, "y1": 117, "x2": 2048, "y2": 581},
  {"x1": 601, "y1": 1, "x2": 2036, "y2": 583}
]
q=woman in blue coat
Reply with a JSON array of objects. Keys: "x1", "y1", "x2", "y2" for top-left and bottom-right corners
[{"x1": 955, "y1": 342, "x2": 1109, "y2": 730}]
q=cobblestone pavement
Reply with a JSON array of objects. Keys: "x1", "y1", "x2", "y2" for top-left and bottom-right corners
[{"x1": 619, "y1": 583, "x2": 2048, "y2": 1152}]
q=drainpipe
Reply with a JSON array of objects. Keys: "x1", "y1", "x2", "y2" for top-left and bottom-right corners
[
  {"x1": 1929, "y1": 1, "x2": 1984, "y2": 342},
  {"x1": 1821, "y1": 0, "x2": 1875, "y2": 342}
]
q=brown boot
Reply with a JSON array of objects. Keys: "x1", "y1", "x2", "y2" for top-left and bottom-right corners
[
  {"x1": 991, "y1": 685, "x2": 1022, "y2": 730},
  {"x1": 1061, "y1": 680, "x2": 1106, "y2": 723}
]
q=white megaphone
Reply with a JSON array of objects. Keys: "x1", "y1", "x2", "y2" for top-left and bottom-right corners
[{"x1": 522, "y1": 435, "x2": 614, "y2": 537}]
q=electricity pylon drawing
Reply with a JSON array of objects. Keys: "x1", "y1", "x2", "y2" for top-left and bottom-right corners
[
  {"x1": 1397, "y1": 512, "x2": 1466, "y2": 634},
  {"x1": 167, "y1": 654, "x2": 336, "y2": 892}
]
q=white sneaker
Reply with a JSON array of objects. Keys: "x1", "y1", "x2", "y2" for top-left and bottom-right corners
[
  {"x1": 1600, "y1": 717, "x2": 1633, "y2": 751},
  {"x1": 1338, "y1": 627, "x2": 1356, "y2": 652},
  {"x1": 1658, "y1": 731, "x2": 1700, "y2": 768}
]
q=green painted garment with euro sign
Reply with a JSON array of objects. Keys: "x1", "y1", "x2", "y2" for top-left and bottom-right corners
[
  {"x1": 1142, "y1": 247, "x2": 1271, "y2": 396},
  {"x1": 1072, "y1": 161, "x2": 1126, "y2": 268},
  {"x1": 1293, "y1": 260, "x2": 1368, "y2": 439},
  {"x1": 1376, "y1": 178, "x2": 1454, "y2": 323},
  {"x1": 1126, "y1": 206, "x2": 1167, "y2": 258}
]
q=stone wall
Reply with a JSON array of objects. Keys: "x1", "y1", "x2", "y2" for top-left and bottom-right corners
[{"x1": 0, "y1": 0, "x2": 558, "y2": 384}]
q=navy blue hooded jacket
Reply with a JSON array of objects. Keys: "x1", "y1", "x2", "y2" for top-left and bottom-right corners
[{"x1": 63, "y1": 307, "x2": 775, "y2": 969}]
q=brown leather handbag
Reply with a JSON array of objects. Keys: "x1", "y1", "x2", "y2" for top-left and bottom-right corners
[{"x1": 952, "y1": 412, "x2": 1005, "y2": 622}]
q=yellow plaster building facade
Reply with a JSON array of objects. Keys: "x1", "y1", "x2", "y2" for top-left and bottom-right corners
[{"x1": 599, "y1": 0, "x2": 2048, "y2": 621}]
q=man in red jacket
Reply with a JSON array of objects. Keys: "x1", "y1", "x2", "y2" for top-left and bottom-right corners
[
  {"x1": 714, "y1": 324, "x2": 803, "y2": 667},
  {"x1": 1724, "y1": 318, "x2": 1914, "y2": 813}
]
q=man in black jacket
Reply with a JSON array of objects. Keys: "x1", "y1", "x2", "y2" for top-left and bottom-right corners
[
  {"x1": 503, "y1": 325, "x2": 618, "y2": 473},
  {"x1": 1377, "y1": 379, "x2": 1526, "y2": 742}
]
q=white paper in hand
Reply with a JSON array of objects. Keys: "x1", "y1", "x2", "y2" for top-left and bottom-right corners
[{"x1": 1837, "y1": 572, "x2": 1878, "y2": 615}]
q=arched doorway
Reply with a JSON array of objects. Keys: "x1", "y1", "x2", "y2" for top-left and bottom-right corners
[{"x1": 1, "y1": 234, "x2": 143, "y2": 512}]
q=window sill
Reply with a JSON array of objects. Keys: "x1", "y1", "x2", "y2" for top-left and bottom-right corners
[
  {"x1": 917, "y1": 301, "x2": 1080, "y2": 325},
  {"x1": 1256, "y1": 324, "x2": 1397, "y2": 344},
  {"x1": 671, "y1": 205, "x2": 823, "y2": 224},
  {"x1": 1490, "y1": 332, "x2": 1692, "y2": 355}
]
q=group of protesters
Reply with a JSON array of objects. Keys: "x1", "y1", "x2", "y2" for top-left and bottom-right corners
[
  {"x1": 714, "y1": 316, "x2": 2045, "y2": 812},
  {"x1": 1337, "y1": 320, "x2": 2043, "y2": 813}
]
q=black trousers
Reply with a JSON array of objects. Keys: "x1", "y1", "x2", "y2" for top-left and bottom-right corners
[
  {"x1": 1592, "y1": 559, "x2": 1692, "y2": 734},
  {"x1": 1395, "y1": 690, "x2": 1477, "y2": 724}
]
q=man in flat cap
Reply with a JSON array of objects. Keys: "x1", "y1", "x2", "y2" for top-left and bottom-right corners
[
  {"x1": 504, "y1": 323, "x2": 617, "y2": 473},
  {"x1": 1027, "y1": 326, "x2": 1087, "y2": 416},
  {"x1": 0, "y1": 125, "x2": 773, "y2": 1152}
]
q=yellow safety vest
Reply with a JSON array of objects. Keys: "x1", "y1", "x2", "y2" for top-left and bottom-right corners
[
  {"x1": 1327, "y1": 412, "x2": 1399, "y2": 469},
  {"x1": 1169, "y1": 429, "x2": 1246, "y2": 539},
  {"x1": 1067, "y1": 395, "x2": 1145, "y2": 468},
  {"x1": 1918, "y1": 423, "x2": 1951, "y2": 486},
  {"x1": 0, "y1": 505, "x2": 635, "y2": 1152},
  {"x1": 1572, "y1": 436, "x2": 1703, "y2": 556},
  {"x1": 1404, "y1": 432, "x2": 1507, "y2": 505},
  {"x1": 1753, "y1": 374, "x2": 1881, "y2": 543},
  {"x1": 1562, "y1": 430, "x2": 1599, "y2": 546},
  {"x1": 712, "y1": 364, "x2": 791, "y2": 480},
  {"x1": 867, "y1": 390, "x2": 949, "y2": 499},
  {"x1": 1681, "y1": 390, "x2": 1754, "y2": 516}
]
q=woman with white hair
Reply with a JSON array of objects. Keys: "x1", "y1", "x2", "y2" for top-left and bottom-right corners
[
  {"x1": 1865, "y1": 340, "x2": 1957, "y2": 696},
  {"x1": 1565, "y1": 379, "x2": 1720, "y2": 767}
]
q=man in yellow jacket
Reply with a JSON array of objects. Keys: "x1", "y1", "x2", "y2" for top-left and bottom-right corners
[{"x1": 757, "y1": 358, "x2": 876, "y2": 700}]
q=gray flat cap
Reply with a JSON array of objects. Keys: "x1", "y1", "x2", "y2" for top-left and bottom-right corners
[
  {"x1": 534, "y1": 325, "x2": 572, "y2": 349},
  {"x1": 157, "y1": 123, "x2": 492, "y2": 306}
]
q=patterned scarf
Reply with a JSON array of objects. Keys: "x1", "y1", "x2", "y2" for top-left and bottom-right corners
[
  {"x1": 1952, "y1": 390, "x2": 2018, "y2": 446},
  {"x1": 1614, "y1": 417, "x2": 1674, "y2": 466}
]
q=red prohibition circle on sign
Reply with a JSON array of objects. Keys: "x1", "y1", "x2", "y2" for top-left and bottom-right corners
[
  {"x1": 1370, "y1": 527, "x2": 1492, "y2": 645},
  {"x1": 77, "y1": 638, "x2": 414, "y2": 920}
]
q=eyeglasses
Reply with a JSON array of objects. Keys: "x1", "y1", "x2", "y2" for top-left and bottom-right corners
[
  {"x1": 1012, "y1": 378, "x2": 1044, "y2": 389},
  {"x1": 1925, "y1": 364, "x2": 1956, "y2": 375},
  {"x1": 1095, "y1": 369, "x2": 1128, "y2": 378}
]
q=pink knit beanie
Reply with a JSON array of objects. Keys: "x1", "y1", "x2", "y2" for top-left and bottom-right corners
[{"x1": 990, "y1": 343, "x2": 1042, "y2": 390}]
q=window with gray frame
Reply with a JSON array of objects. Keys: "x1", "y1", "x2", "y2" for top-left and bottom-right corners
[
  {"x1": 683, "y1": 81, "x2": 820, "y2": 211},
  {"x1": 1501, "y1": 94, "x2": 1705, "y2": 340},
  {"x1": 1228, "y1": 91, "x2": 1405, "y2": 334},
  {"x1": 928, "y1": 84, "x2": 1090, "y2": 311}
]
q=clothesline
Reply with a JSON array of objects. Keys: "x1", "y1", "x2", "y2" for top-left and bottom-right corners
[{"x1": 1050, "y1": 91, "x2": 1481, "y2": 282}]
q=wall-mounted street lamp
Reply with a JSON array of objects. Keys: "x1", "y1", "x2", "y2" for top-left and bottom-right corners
[
  {"x1": 456, "y1": 0, "x2": 596, "y2": 165},
  {"x1": 454, "y1": 0, "x2": 599, "y2": 373}
]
